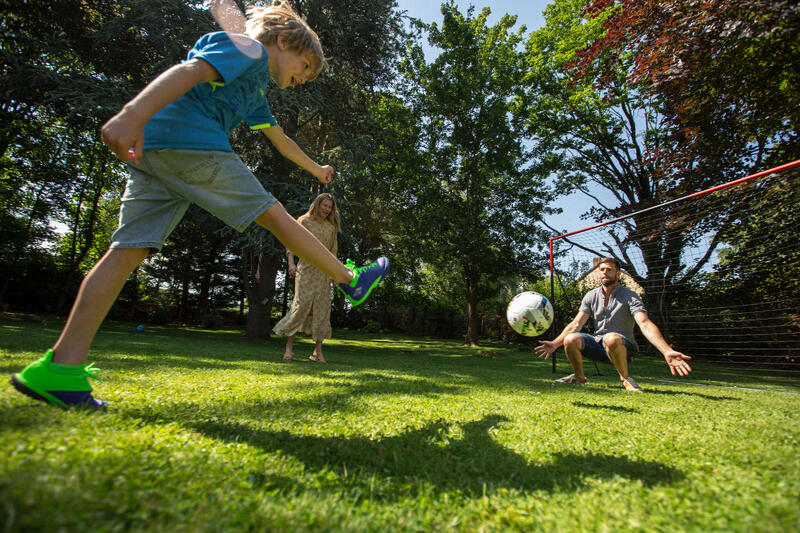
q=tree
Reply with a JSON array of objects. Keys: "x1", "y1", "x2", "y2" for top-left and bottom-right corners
[
  {"x1": 0, "y1": 0, "x2": 215, "y2": 312},
  {"x1": 523, "y1": 0, "x2": 728, "y2": 328},
  {"x1": 530, "y1": 0, "x2": 800, "y2": 331},
  {"x1": 575, "y1": 0, "x2": 800, "y2": 176},
  {"x1": 226, "y1": 0, "x2": 409, "y2": 338},
  {"x1": 399, "y1": 2, "x2": 552, "y2": 346}
]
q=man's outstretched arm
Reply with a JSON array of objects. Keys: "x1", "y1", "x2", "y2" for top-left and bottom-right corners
[{"x1": 634, "y1": 311, "x2": 692, "y2": 376}]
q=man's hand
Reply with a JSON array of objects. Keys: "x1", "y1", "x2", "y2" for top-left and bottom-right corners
[
  {"x1": 287, "y1": 262, "x2": 297, "y2": 278},
  {"x1": 535, "y1": 340, "x2": 558, "y2": 360},
  {"x1": 664, "y1": 351, "x2": 692, "y2": 376}
]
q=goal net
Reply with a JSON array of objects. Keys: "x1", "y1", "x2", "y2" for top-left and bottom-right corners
[{"x1": 548, "y1": 160, "x2": 800, "y2": 373}]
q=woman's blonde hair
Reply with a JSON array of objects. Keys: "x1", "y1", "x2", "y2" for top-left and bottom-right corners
[
  {"x1": 246, "y1": 1, "x2": 327, "y2": 79},
  {"x1": 300, "y1": 192, "x2": 340, "y2": 233}
]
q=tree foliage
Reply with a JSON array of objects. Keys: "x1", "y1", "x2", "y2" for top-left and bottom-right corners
[
  {"x1": 1, "y1": 0, "x2": 212, "y2": 310},
  {"x1": 231, "y1": 0, "x2": 409, "y2": 337},
  {"x1": 399, "y1": 2, "x2": 552, "y2": 345},
  {"x1": 523, "y1": 0, "x2": 800, "y2": 330},
  {"x1": 574, "y1": 0, "x2": 800, "y2": 180}
]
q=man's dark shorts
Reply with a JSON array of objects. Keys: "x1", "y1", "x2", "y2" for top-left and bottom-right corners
[{"x1": 578, "y1": 333, "x2": 639, "y2": 363}]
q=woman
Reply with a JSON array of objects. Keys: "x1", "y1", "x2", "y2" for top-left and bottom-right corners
[{"x1": 273, "y1": 193, "x2": 340, "y2": 363}]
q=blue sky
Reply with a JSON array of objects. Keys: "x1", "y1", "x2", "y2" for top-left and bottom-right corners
[
  {"x1": 394, "y1": 0, "x2": 613, "y2": 235},
  {"x1": 394, "y1": 0, "x2": 549, "y2": 31}
]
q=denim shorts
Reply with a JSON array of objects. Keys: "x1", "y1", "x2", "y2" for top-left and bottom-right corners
[
  {"x1": 110, "y1": 149, "x2": 277, "y2": 250},
  {"x1": 577, "y1": 332, "x2": 639, "y2": 363}
]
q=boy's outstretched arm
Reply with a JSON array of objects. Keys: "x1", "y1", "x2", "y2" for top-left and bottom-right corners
[
  {"x1": 101, "y1": 58, "x2": 220, "y2": 165},
  {"x1": 262, "y1": 126, "x2": 333, "y2": 184}
]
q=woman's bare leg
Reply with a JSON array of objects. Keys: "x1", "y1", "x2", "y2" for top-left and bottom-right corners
[
  {"x1": 311, "y1": 340, "x2": 326, "y2": 363},
  {"x1": 283, "y1": 334, "x2": 295, "y2": 361}
]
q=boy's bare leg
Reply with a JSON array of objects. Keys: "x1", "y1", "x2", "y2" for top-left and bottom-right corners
[
  {"x1": 255, "y1": 202, "x2": 353, "y2": 285},
  {"x1": 52, "y1": 247, "x2": 150, "y2": 365}
]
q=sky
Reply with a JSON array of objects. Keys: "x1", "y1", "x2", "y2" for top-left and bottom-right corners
[
  {"x1": 393, "y1": 0, "x2": 616, "y2": 236},
  {"x1": 394, "y1": 0, "x2": 549, "y2": 32}
]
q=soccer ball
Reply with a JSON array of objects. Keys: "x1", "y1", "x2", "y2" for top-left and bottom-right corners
[{"x1": 506, "y1": 291, "x2": 554, "y2": 337}]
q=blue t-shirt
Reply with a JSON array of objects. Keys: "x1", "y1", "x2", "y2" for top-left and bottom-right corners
[
  {"x1": 579, "y1": 284, "x2": 647, "y2": 347},
  {"x1": 144, "y1": 32, "x2": 278, "y2": 151}
]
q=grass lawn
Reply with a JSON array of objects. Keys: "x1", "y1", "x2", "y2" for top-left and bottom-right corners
[{"x1": 1, "y1": 313, "x2": 798, "y2": 532}]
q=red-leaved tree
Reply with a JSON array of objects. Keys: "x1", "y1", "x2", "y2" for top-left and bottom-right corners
[{"x1": 573, "y1": 0, "x2": 800, "y2": 182}]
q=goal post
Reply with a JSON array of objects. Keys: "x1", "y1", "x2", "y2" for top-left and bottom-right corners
[{"x1": 547, "y1": 159, "x2": 800, "y2": 374}]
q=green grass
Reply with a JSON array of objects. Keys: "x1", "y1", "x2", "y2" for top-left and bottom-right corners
[{"x1": 1, "y1": 313, "x2": 799, "y2": 532}]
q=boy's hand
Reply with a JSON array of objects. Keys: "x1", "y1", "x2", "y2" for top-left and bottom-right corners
[
  {"x1": 316, "y1": 165, "x2": 334, "y2": 184},
  {"x1": 101, "y1": 109, "x2": 146, "y2": 166}
]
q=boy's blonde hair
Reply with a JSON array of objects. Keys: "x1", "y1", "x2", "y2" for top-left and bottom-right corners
[{"x1": 246, "y1": 1, "x2": 328, "y2": 79}]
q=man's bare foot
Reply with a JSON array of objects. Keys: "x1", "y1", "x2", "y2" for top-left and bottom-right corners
[{"x1": 282, "y1": 352, "x2": 294, "y2": 361}]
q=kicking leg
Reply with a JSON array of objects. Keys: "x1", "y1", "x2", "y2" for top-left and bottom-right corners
[
  {"x1": 255, "y1": 203, "x2": 352, "y2": 284},
  {"x1": 255, "y1": 202, "x2": 389, "y2": 307}
]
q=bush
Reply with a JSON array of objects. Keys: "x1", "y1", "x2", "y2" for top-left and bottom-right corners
[
  {"x1": 200, "y1": 314, "x2": 224, "y2": 329},
  {"x1": 147, "y1": 305, "x2": 172, "y2": 325},
  {"x1": 363, "y1": 320, "x2": 381, "y2": 333}
]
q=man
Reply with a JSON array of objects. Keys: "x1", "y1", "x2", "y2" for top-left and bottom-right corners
[{"x1": 535, "y1": 257, "x2": 692, "y2": 391}]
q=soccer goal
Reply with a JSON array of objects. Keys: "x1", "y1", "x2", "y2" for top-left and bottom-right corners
[{"x1": 547, "y1": 160, "x2": 800, "y2": 374}]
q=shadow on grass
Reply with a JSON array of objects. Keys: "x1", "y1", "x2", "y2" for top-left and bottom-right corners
[
  {"x1": 123, "y1": 409, "x2": 683, "y2": 498},
  {"x1": 572, "y1": 401, "x2": 637, "y2": 413},
  {"x1": 641, "y1": 389, "x2": 740, "y2": 401}
]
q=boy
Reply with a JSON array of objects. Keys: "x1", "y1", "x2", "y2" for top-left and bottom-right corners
[{"x1": 10, "y1": 2, "x2": 389, "y2": 409}]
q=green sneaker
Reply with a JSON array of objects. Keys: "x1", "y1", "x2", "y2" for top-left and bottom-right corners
[
  {"x1": 10, "y1": 350, "x2": 108, "y2": 409},
  {"x1": 337, "y1": 256, "x2": 389, "y2": 307}
]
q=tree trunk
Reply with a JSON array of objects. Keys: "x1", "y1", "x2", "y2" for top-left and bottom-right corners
[
  {"x1": 57, "y1": 151, "x2": 107, "y2": 311},
  {"x1": 464, "y1": 268, "x2": 480, "y2": 347},
  {"x1": 281, "y1": 258, "x2": 290, "y2": 317},
  {"x1": 198, "y1": 243, "x2": 220, "y2": 316},
  {"x1": 242, "y1": 247, "x2": 279, "y2": 339},
  {"x1": 178, "y1": 259, "x2": 191, "y2": 323}
]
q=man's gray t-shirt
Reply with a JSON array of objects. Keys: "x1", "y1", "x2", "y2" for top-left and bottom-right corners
[{"x1": 579, "y1": 284, "x2": 647, "y2": 348}]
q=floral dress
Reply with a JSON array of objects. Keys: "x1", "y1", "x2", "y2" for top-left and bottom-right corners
[{"x1": 272, "y1": 216, "x2": 337, "y2": 341}]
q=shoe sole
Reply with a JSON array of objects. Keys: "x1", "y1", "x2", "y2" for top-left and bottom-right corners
[
  {"x1": 11, "y1": 375, "x2": 107, "y2": 409},
  {"x1": 10, "y1": 375, "x2": 68, "y2": 409},
  {"x1": 622, "y1": 379, "x2": 643, "y2": 392}
]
